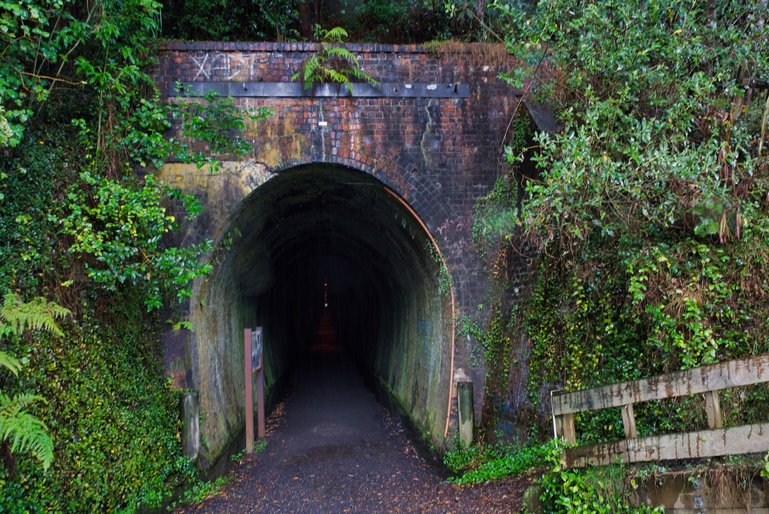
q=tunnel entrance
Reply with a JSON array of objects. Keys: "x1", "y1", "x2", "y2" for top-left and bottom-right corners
[{"x1": 188, "y1": 164, "x2": 454, "y2": 464}]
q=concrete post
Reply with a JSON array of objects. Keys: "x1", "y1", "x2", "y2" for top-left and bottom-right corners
[
  {"x1": 457, "y1": 381, "x2": 474, "y2": 446},
  {"x1": 181, "y1": 391, "x2": 200, "y2": 462}
]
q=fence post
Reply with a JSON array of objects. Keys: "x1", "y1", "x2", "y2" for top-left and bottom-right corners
[
  {"x1": 551, "y1": 390, "x2": 576, "y2": 444},
  {"x1": 457, "y1": 381, "x2": 474, "y2": 445},
  {"x1": 704, "y1": 391, "x2": 723, "y2": 429},
  {"x1": 244, "y1": 328, "x2": 254, "y2": 454},
  {"x1": 621, "y1": 403, "x2": 638, "y2": 439}
]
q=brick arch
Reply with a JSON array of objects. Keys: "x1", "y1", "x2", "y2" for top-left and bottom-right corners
[
  {"x1": 264, "y1": 155, "x2": 450, "y2": 234},
  {"x1": 157, "y1": 41, "x2": 535, "y2": 451}
]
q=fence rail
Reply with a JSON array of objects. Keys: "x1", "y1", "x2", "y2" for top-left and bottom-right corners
[{"x1": 551, "y1": 354, "x2": 769, "y2": 468}]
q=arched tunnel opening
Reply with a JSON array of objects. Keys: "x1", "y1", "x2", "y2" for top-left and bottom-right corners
[{"x1": 188, "y1": 164, "x2": 454, "y2": 464}]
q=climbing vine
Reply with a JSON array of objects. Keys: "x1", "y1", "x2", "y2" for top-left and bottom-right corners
[
  {"x1": 466, "y1": 0, "x2": 769, "y2": 463},
  {"x1": 0, "y1": 0, "x2": 268, "y2": 510}
]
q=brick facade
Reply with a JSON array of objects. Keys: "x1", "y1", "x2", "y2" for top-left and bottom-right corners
[{"x1": 155, "y1": 41, "x2": 526, "y2": 424}]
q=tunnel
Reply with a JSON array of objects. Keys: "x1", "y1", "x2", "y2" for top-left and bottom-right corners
[{"x1": 186, "y1": 163, "x2": 455, "y2": 464}]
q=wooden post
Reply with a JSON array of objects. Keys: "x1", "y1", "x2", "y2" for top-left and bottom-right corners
[
  {"x1": 555, "y1": 414, "x2": 576, "y2": 444},
  {"x1": 621, "y1": 403, "x2": 638, "y2": 439},
  {"x1": 704, "y1": 391, "x2": 723, "y2": 429},
  {"x1": 244, "y1": 328, "x2": 254, "y2": 454}
]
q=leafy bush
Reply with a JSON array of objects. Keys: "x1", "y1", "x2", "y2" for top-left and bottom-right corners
[
  {"x1": 536, "y1": 441, "x2": 663, "y2": 514},
  {"x1": 0, "y1": 292, "x2": 197, "y2": 512},
  {"x1": 0, "y1": 0, "x2": 258, "y2": 510},
  {"x1": 58, "y1": 172, "x2": 212, "y2": 311},
  {"x1": 0, "y1": 294, "x2": 70, "y2": 474},
  {"x1": 446, "y1": 441, "x2": 558, "y2": 484},
  {"x1": 473, "y1": 0, "x2": 769, "y2": 438}
]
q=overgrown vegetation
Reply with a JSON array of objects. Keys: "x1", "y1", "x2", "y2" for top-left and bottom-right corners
[
  {"x1": 0, "y1": 0, "x2": 264, "y2": 510},
  {"x1": 160, "y1": 0, "x2": 514, "y2": 43},
  {"x1": 460, "y1": 0, "x2": 769, "y2": 509},
  {"x1": 445, "y1": 440, "x2": 663, "y2": 512},
  {"x1": 0, "y1": 294, "x2": 69, "y2": 475},
  {"x1": 535, "y1": 443, "x2": 663, "y2": 514},
  {"x1": 444, "y1": 439, "x2": 555, "y2": 484},
  {"x1": 291, "y1": 26, "x2": 379, "y2": 93},
  {"x1": 471, "y1": 0, "x2": 769, "y2": 437}
]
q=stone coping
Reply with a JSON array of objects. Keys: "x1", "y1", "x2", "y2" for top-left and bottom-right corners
[{"x1": 161, "y1": 40, "x2": 504, "y2": 54}]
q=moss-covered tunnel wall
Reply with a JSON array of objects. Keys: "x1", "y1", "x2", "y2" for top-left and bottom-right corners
[
  {"x1": 156, "y1": 41, "x2": 532, "y2": 466},
  {"x1": 173, "y1": 164, "x2": 453, "y2": 464}
]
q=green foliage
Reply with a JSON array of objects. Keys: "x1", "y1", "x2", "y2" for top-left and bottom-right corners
[
  {"x1": 0, "y1": 0, "x2": 241, "y2": 510},
  {"x1": 254, "y1": 438, "x2": 268, "y2": 454},
  {"x1": 471, "y1": 174, "x2": 519, "y2": 263},
  {"x1": 58, "y1": 172, "x2": 213, "y2": 311},
  {"x1": 535, "y1": 441, "x2": 663, "y2": 514},
  {"x1": 0, "y1": 294, "x2": 69, "y2": 472},
  {"x1": 0, "y1": 293, "x2": 70, "y2": 338},
  {"x1": 159, "y1": 0, "x2": 489, "y2": 44},
  {"x1": 446, "y1": 440, "x2": 558, "y2": 484},
  {"x1": 173, "y1": 475, "x2": 233, "y2": 507},
  {"x1": 762, "y1": 452, "x2": 769, "y2": 480},
  {"x1": 473, "y1": 0, "x2": 769, "y2": 442},
  {"x1": 444, "y1": 440, "x2": 501, "y2": 475},
  {"x1": 172, "y1": 88, "x2": 273, "y2": 171},
  {"x1": 0, "y1": 294, "x2": 197, "y2": 512},
  {"x1": 351, "y1": 0, "x2": 460, "y2": 43},
  {"x1": 459, "y1": 310, "x2": 512, "y2": 400},
  {"x1": 162, "y1": 0, "x2": 300, "y2": 41},
  {"x1": 0, "y1": 0, "x2": 75, "y2": 147},
  {"x1": 291, "y1": 26, "x2": 379, "y2": 94},
  {"x1": 0, "y1": 391, "x2": 53, "y2": 471}
]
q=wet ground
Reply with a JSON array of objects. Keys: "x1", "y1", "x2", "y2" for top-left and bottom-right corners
[{"x1": 178, "y1": 313, "x2": 527, "y2": 513}]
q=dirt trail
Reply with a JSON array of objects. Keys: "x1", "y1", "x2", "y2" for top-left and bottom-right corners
[{"x1": 179, "y1": 313, "x2": 527, "y2": 513}]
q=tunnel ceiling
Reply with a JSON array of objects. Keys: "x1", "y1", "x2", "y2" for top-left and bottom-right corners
[{"x1": 229, "y1": 164, "x2": 434, "y2": 302}]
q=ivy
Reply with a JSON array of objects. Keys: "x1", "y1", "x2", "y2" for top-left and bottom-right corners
[
  {"x1": 471, "y1": 0, "x2": 769, "y2": 443},
  {"x1": 537, "y1": 441, "x2": 663, "y2": 514},
  {"x1": 0, "y1": 0, "x2": 253, "y2": 509},
  {"x1": 57, "y1": 173, "x2": 213, "y2": 311}
]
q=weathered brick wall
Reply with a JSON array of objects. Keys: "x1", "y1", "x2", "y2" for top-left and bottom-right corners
[
  {"x1": 158, "y1": 41, "x2": 519, "y2": 310},
  {"x1": 155, "y1": 42, "x2": 524, "y2": 445}
]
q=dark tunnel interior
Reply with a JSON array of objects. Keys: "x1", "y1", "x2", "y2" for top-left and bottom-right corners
[{"x1": 191, "y1": 164, "x2": 453, "y2": 458}]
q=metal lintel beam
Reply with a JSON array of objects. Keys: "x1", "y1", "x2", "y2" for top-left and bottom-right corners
[{"x1": 171, "y1": 81, "x2": 470, "y2": 98}]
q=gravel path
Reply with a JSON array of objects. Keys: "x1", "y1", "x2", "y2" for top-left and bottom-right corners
[{"x1": 178, "y1": 350, "x2": 527, "y2": 513}]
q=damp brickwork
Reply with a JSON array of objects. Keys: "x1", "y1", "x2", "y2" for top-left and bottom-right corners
[
  {"x1": 156, "y1": 41, "x2": 522, "y2": 317},
  {"x1": 155, "y1": 42, "x2": 528, "y2": 463}
]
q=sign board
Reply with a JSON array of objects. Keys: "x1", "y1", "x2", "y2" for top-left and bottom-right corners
[{"x1": 252, "y1": 327, "x2": 263, "y2": 371}]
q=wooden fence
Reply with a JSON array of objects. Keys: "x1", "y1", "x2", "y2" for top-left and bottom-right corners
[{"x1": 551, "y1": 354, "x2": 769, "y2": 468}]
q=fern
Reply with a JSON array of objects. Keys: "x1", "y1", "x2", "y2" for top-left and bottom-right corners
[
  {"x1": 323, "y1": 26, "x2": 348, "y2": 43},
  {"x1": 292, "y1": 26, "x2": 379, "y2": 93},
  {"x1": 0, "y1": 350, "x2": 22, "y2": 377},
  {"x1": 0, "y1": 293, "x2": 70, "y2": 337},
  {"x1": 326, "y1": 46, "x2": 359, "y2": 64},
  {"x1": 0, "y1": 392, "x2": 53, "y2": 470},
  {"x1": 0, "y1": 293, "x2": 66, "y2": 472}
]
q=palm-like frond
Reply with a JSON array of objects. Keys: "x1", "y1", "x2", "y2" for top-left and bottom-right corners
[
  {"x1": 303, "y1": 56, "x2": 321, "y2": 87},
  {"x1": 326, "y1": 47, "x2": 359, "y2": 65},
  {"x1": 346, "y1": 66, "x2": 380, "y2": 85},
  {"x1": 0, "y1": 350, "x2": 22, "y2": 376},
  {"x1": 0, "y1": 392, "x2": 53, "y2": 470},
  {"x1": 323, "y1": 26, "x2": 348, "y2": 43},
  {"x1": 291, "y1": 26, "x2": 378, "y2": 93},
  {"x1": 0, "y1": 293, "x2": 70, "y2": 337}
]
